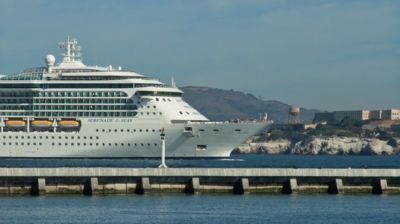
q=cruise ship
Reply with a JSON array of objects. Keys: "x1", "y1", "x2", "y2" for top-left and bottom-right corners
[{"x1": 0, "y1": 38, "x2": 272, "y2": 158}]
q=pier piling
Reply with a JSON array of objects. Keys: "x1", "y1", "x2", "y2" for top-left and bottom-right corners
[{"x1": 0, "y1": 168, "x2": 398, "y2": 195}]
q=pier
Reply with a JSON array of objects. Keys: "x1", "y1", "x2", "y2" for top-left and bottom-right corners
[{"x1": 0, "y1": 168, "x2": 399, "y2": 195}]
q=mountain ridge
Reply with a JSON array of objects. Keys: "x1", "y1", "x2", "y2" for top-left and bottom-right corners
[{"x1": 181, "y1": 86, "x2": 319, "y2": 123}]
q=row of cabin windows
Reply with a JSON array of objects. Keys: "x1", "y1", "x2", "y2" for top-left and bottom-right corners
[
  {"x1": 0, "y1": 111, "x2": 137, "y2": 117},
  {"x1": 96, "y1": 128, "x2": 161, "y2": 133},
  {"x1": 0, "y1": 83, "x2": 134, "y2": 89},
  {"x1": 0, "y1": 98, "x2": 132, "y2": 104},
  {"x1": 3, "y1": 135, "x2": 99, "y2": 140},
  {"x1": 0, "y1": 104, "x2": 136, "y2": 110},
  {"x1": 2, "y1": 142, "x2": 158, "y2": 147},
  {"x1": 0, "y1": 91, "x2": 128, "y2": 98}
]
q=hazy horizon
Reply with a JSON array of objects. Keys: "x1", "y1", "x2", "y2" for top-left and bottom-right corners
[{"x1": 0, "y1": 0, "x2": 399, "y2": 111}]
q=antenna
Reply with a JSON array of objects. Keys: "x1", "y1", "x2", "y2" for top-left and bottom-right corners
[
  {"x1": 171, "y1": 77, "x2": 176, "y2": 88},
  {"x1": 59, "y1": 37, "x2": 82, "y2": 63}
]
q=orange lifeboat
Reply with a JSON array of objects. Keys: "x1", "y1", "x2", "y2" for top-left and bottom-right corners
[
  {"x1": 5, "y1": 120, "x2": 26, "y2": 127},
  {"x1": 58, "y1": 120, "x2": 80, "y2": 127},
  {"x1": 31, "y1": 120, "x2": 53, "y2": 127}
]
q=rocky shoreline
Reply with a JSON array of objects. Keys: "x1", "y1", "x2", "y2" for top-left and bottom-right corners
[{"x1": 235, "y1": 137, "x2": 400, "y2": 155}]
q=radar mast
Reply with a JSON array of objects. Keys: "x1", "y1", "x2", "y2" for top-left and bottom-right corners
[{"x1": 59, "y1": 37, "x2": 82, "y2": 63}]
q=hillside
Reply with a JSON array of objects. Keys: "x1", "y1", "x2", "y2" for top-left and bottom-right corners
[{"x1": 181, "y1": 86, "x2": 318, "y2": 123}]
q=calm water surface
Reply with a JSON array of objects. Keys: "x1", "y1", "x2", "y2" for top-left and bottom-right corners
[
  {"x1": 0, "y1": 194, "x2": 399, "y2": 224},
  {"x1": 0, "y1": 154, "x2": 399, "y2": 168}
]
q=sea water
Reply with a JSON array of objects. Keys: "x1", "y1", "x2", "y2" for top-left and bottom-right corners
[{"x1": 0, "y1": 194, "x2": 399, "y2": 224}]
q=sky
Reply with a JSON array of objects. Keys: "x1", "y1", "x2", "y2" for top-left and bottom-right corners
[{"x1": 0, "y1": 0, "x2": 399, "y2": 111}]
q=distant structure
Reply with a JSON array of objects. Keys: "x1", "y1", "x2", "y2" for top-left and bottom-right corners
[
  {"x1": 288, "y1": 106, "x2": 301, "y2": 124},
  {"x1": 314, "y1": 109, "x2": 400, "y2": 123}
]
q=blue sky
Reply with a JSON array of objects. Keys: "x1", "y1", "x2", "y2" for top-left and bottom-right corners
[{"x1": 0, "y1": 0, "x2": 399, "y2": 110}]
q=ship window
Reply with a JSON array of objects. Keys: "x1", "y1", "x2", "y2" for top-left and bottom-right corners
[
  {"x1": 108, "y1": 143, "x2": 111, "y2": 146},
  {"x1": 199, "y1": 129, "x2": 205, "y2": 132},
  {"x1": 179, "y1": 111, "x2": 183, "y2": 115},
  {"x1": 235, "y1": 129, "x2": 241, "y2": 132},
  {"x1": 2, "y1": 142, "x2": 5, "y2": 145},
  {"x1": 154, "y1": 143, "x2": 158, "y2": 147},
  {"x1": 213, "y1": 129, "x2": 219, "y2": 132},
  {"x1": 9, "y1": 142, "x2": 11, "y2": 145},
  {"x1": 52, "y1": 143, "x2": 55, "y2": 146},
  {"x1": 90, "y1": 143, "x2": 92, "y2": 146},
  {"x1": 141, "y1": 143, "x2": 144, "y2": 146}
]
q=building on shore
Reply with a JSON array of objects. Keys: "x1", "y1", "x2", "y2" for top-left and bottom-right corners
[{"x1": 313, "y1": 109, "x2": 400, "y2": 123}]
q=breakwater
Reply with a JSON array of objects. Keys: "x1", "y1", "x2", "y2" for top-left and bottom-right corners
[{"x1": 0, "y1": 168, "x2": 399, "y2": 195}]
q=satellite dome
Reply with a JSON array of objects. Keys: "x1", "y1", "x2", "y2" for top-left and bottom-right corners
[{"x1": 45, "y1": 54, "x2": 56, "y2": 66}]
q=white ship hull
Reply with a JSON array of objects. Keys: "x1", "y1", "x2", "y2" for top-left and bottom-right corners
[{"x1": 0, "y1": 118, "x2": 271, "y2": 158}]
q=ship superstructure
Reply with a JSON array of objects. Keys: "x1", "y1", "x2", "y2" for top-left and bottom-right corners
[{"x1": 0, "y1": 38, "x2": 272, "y2": 158}]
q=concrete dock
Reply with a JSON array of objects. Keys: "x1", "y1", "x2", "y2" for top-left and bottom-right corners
[{"x1": 0, "y1": 168, "x2": 399, "y2": 195}]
